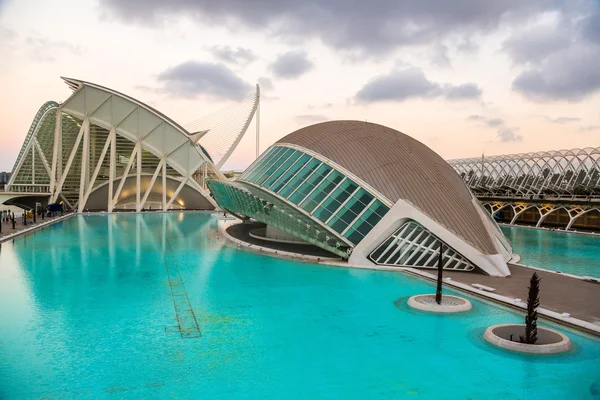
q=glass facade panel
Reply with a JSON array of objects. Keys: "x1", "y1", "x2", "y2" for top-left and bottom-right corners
[
  {"x1": 278, "y1": 158, "x2": 321, "y2": 199},
  {"x1": 254, "y1": 147, "x2": 294, "y2": 185},
  {"x1": 262, "y1": 149, "x2": 300, "y2": 187},
  {"x1": 244, "y1": 146, "x2": 283, "y2": 182},
  {"x1": 239, "y1": 144, "x2": 391, "y2": 248},
  {"x1": 299, "y1": 171, "x2": 343, "y2": 213},
  {"x1": 343, "y1": 200, "x2": 390, "y2": 244},
  {"x1": 367, "y1": 220, "x2": 475, "y2": 271},
  {"x1": 269, "y1": 153, "x2": 311, "y2": 193},
  {"x1": 312, "y1": 179, "x2": 358, "y2": 222},
  {"x1": 242, "y1": 146, "x2": 276, "y2": 181}
]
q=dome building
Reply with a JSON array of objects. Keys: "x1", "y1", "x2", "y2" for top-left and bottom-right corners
[{"x1": 208, "y1": 121, "x2": 517, "y2": 276}]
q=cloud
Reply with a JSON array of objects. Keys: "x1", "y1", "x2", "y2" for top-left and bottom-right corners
[
  {"x1": 210, "y1": 45, "x2": 256, "y2": 65},
  {"x1": 485, "y1": 117, "x2": 504, "y2": 127},
  {"x1": 258, "y1": 76, "x2": 274, "y2": 91},
  {"x1": 156, "y1": 61, "x2": 252, "y2": 100},
  {"x1": 430, "y1": 43, "x2": 451, "y2": 67},
  {"x1": 502, "y1": 21, "x2": 571, "y2": 64},
  {"x1": 508, "y1": 9, "x2": 600, "y2": 101},
  {"x1": 497, "y1": 127, "x2": 523, "y2": 142},
  {"x1": 295, "y1": 114, "x2": 330, "y2": 124},
  {"x1": 99, "y1": 0, "x2": 565, "y2": 57},
  {"x1": 466, "y1": 114, "x2": 484, "y2": 121},
  {"x1": 355, "y1": 67, "x2": 481, "y2": 103},
  {"x1": 545, "y1": 116, "x2": 581, "y2": 124},
  {"x1": 582, "y1": 11, "x2": 600, "y2": 45},
  {"x1": 512, "y1": 46, "x2": 600, "y2": 101},
  {"x1": 270, "y1": 51, "x2": 314, "y2": 79},
  {"x1": 579, "y1": 125, "x2": 600, "y2": 133},
  {"x1": 24, "y1": 35, "x2": 84, "y2": 63},
  {"x1": 442, "y1": 83, "x2": 482, "y2": 100},
  {"x1": 308, "y1": 102, "x2": 333, "y2": 109},
  {"x1": 466, "y1": 114, "x2": 521, "y2": 142},
  {"x1": 457, "y1": 37, "x2": 478, "y2": 53}
]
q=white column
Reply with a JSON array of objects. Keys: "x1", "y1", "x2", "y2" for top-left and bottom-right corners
[
  {"x1": 136, "y1": 141, "x2": 142, "y2": 212},
  {"x1": 32, "y1": 145, "x2": 36, "y2": 185},
  {"x1": 108, "y1": 128, "x2": 116, "y2": 212},
  {"x1": 52, "y1": 118, "x2": 86, "y2": 203},
  {"x1": 162, "y1": 159, "x2": 167, "y2": 211},
  {"x1": 256, "y1": 95, "x2": 260, "y2": 159},
  {"x1": 50, "y1": 108, "x2": 61, "y2": 195},
  {"x1": 78, "y1": 117, "x2": 90, "y2": 211}
]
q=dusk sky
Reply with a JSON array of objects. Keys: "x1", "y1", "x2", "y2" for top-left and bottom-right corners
[{"x1": 1, "y1": 0, "x2": 599, "y2": 172}]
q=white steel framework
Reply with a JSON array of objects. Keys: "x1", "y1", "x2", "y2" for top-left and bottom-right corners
[
  {"x1": 7, "y1": 77, "x2": 230, "y2": 212},
  {"x1": 448, "y1": 147, "x2": 600, "y2": 197},
  {"x1": 369, "y1": 220, "x2": 475, "y2": 271}
]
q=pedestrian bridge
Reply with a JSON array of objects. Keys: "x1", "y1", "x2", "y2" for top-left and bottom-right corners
[{"x1": 448, "y1": 147, "x2": 600, "y2": 232}]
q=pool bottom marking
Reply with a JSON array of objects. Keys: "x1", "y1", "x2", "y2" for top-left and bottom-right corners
[{"x1": 161, "y1": 236, "x2": 201, "y2": 339}]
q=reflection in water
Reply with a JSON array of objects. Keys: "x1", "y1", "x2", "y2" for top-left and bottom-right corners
[
  {"x1": 0, "y1": 213, "x2": 599, "y2": 399},
  {"x1": 501, "y1": 226, "x2": 600, "y2": 277}
]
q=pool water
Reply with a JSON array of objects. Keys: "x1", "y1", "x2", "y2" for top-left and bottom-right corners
[
  {"x1": 1, "y1": 213, "x2": 599, "y2": 399},
  {"x1": 501, "y1": 225, "x2": 600, "y2": 278}
]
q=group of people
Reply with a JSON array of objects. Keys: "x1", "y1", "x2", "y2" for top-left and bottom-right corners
[{"x1": 1, "y1": 210, "x2": 15, "y2": 223}]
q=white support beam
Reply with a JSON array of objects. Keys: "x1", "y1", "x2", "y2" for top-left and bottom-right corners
[
  {"x1": 80, "y1": 133, "x2": 112, "y2": 211},
  {"x1": 34, "y1": 139, "x2": 52, "y2": 177},
  {"x1": 7, "y1": 136, "x2": 36, "y2": 190},
  {"x1": 216, "y1": 85, "x2": 260, "y2": 169},
  {"x1": 140, "y1": 158, "x2": 164, "y2": 210},
  {"x1": 162, "y1": 160, "x2": 167, "y2": 211},
  {"x1": 50, "y1": 108, "x2": 62, "y2": 195},
  {"x1": 32, "y1": 141, "x2": 35, "y2": 185},
  {"x1": 165, "y1": 176, "x2": 189, "y2": 209},
  {"x1": 112, "y1": 145, "x2": 138, "y2": 207},
  {"x1": 107, "y1": 128, "x2": 116, "y2": 212},
  {"x1": 52, "y1": 118, "x2": 86, "y2": 203},
  {"x1": 256, "y1": 86, "x2": 260, "y2": 159},
  {"x1": 136, "y1": 141, "x2": 142, "y2": 212},
  {"x1": 78, "y1": 118, "x2": 90, "y2": 210}
]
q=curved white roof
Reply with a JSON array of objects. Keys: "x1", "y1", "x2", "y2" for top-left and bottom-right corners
[{"x1": 60, "y1": 77, "x2": 222, "y2": 179}]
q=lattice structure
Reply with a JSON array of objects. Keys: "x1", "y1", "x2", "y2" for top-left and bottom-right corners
[
  {"x1": 184, "y1": 86, "x2": 259, "y2": 169},
  {"x1": 369, "y1": 220, "x2": 475, "y2": 271},
  {"x1": 482, "y1": 201, "x2": 600, "y2": 231},
  {"x1": 7, "y1": 77, "x2": 223, "y2": 211},
  {"x1": 448, "y1": 147, "x2": 600, "y2": 197}
]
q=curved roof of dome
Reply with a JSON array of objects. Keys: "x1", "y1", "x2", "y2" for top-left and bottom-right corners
[{"x1": 277, "y1": 120, "x2": 497, "y2": 255}]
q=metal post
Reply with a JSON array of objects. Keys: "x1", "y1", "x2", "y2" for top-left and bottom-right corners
[
  {"x1": 256, "y1": 93, "x2": 260, "y2": 159},
  {"x1": 435, "y1": 242, "x2": 444, "y2": 305},
  {"x1": 23, "y1": 211, "x2": 27, "y2": 226},
  {"x1": 12, "y1": 213, "x2": 16, "y2": 230},
  {"x1": 33, "y1": 205, "x2": 36, "y2": 223}
]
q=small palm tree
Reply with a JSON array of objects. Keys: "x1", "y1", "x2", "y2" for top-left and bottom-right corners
[
  {"x1": 520, "y1": 272, "x2": 541, "y2": 344},
  {"x1": 435, "y1": 243, "x2": 444, "y2": 305}
]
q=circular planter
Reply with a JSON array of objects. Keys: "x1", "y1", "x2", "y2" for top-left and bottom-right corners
[
  {"x1": 407, "y1": 294, "x2": 472, "y2": 313},
  {"x1": 484, "y1": 324, "x2": 572, "y2": 354}
]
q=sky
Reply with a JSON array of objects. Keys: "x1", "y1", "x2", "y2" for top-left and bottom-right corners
[{"x1": 0, "y1": 0, "x2": 599, "y2": 172}]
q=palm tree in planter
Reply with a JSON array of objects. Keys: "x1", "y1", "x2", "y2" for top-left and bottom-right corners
[
  {"x1": 519, "y1": 272, "x2": 540, "y2": 344},
  {"x1": 435, "y1": 243, "x2": 444, "y2": 305},
  {"x1": 406, "y1": 241, "x2": 472, "y2": 313},
  {"x1": 484, "y1": 270, "x2": 571, "y2": 354}
]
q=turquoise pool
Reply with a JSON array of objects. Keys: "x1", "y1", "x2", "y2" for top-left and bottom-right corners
[
  {"x1": 501, "y1": 225, "x2": 600, "y2": 278},
  {"x1": 1, "y1": 213, "x2": 599, "y2": 399}
]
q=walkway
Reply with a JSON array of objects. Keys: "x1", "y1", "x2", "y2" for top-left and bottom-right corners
[
  {"x1": 0, "y1": 213, "x2": 73, "y2": 242},
  {"x1": 443, "y1": 265, "x2": 600, "y2": 328},
  {"x1": 227, "y1": 222, "x2": 339, "y2": 258}
]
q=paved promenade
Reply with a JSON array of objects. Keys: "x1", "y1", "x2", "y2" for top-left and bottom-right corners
[
  {"x1": 444, "y1": 265, "x2": 600, "y2": 328},
  {"x1": 0, "y1": 213, "x2": 73, "y2": 242}
]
